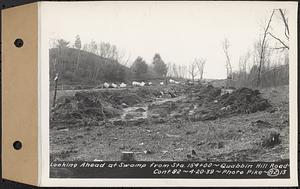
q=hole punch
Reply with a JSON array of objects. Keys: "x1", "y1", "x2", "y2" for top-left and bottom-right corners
[
  {"x1": 14, "y1": 38, "x2": 24, "y2": 48},
  {"x1": 13, "y1": 141, "x2": 22, "y2": 150}
]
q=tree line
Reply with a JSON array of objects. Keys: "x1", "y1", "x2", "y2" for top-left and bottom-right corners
[
  {"x1": 49, "y1": 36, "x2": 172, "y2": 85},
  {"x1": 222, "y1": 8, "x2": 289, "y2": 88}
]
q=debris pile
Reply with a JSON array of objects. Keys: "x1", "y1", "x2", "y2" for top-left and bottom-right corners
[
  {"x1": 50, "y1": 87, "x2": 176, "y2": 128},
  {"x1": 51, "y1": 92, "x2": 122, "y2": 127},
  {"x1": 218, "y1": 87, "x2": 271, "y2": 114},
  {"x1": 191, "y1": 86, "x2": 272, "y2": 120},
  {"x1": 151, "y1": 85, "x2": 272, "y2": 122},
  {"x1": 190, "y1": 84, "x2": 221, "y2": 102},
  {"x1": 51, "y1": 83, "x2": 272, "y2": 128},
  {"x1": 261, "y1": 129, "x2": 281, "y2": 148}
]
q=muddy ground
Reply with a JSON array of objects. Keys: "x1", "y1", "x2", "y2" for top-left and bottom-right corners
[{"x1": 50, "y1": 84, "x2": 289, "y2": 162}]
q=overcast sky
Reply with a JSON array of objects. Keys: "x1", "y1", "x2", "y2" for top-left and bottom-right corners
[{"x1": 42, "y1": 1, "x2": 290, "y2": 79}]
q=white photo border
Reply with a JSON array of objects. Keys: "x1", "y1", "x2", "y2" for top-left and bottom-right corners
[{"x1": 39, "y1": 1, "x2": 298, "y2": 187}]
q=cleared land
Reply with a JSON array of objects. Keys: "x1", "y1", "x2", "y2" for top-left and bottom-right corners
[{"x1": 50, "y1": 84, "x2": 289, "y2": 162}]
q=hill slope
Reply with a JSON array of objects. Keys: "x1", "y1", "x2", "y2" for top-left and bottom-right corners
[{"x1": 49, "y1": 48, "x2": 131, "y2": 86}]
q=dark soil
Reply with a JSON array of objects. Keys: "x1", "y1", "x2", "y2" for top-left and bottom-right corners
[
  {"x1": 50, "y1": 84, "x2": 288, "y2": 162},
  {"x1": 150, "y1": 85, "x2": 272, "y2": 122}
]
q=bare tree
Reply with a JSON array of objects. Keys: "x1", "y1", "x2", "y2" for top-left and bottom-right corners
[
  {"x1": 268, "y1": 9, "x2": 289, "y2": 50},
  {"x1": 238, "y1": 51, "x2": 251, "y2": 85},
  {"x1": 167, "y1": 62, "x2": 172, "y2": 77},
  {"x1": 182, "y1": 65, "x2": 187, "y2": 79},
  {"x1": 239, "y1": 52, "x2": 249, "y2": 74},
  {"x1": 166, "y1": 63, "x2": 180, "y2": 78},
  {"x1": 194, "y1": 58, "x2": 206, "y2": 80},
  {"x1": 232, "y1": 9, "x2": 288, "y2": 88},
  {"x1": 95, "y1": 42, "x2": 110, "y2": 81},
  {"x1": 279, "y1": 9, "x2": 289, "y2": 39},
  {"x1": 177, "y1": 65, "x2": 187, "y2": 79},
  {"x1": 55, "y1": 39, "x2": 70, "y2": 76},
  {"x1": 257, "y1": 10, "x2": 275, "y2": 86},
  {"x1": 88, "y1": 40, "x2": 98, "y2": 54},
  {"x1": 222, "y1": 38, "x2": 233, "y2": 81},
  {"x1": 177, "y1": 65, "x2": 182, "y2": 78},
  {"x1": 89, "y1": 41, "x2": 127, "y2": 81},
  {"x1": 188, "y1": 61, "x2": 199, "y2": 83},
  {"x1": 73, "y1": 35, "x2": 82, "y2": 77},
  {"x1": 117, "y1": 50, "x2": 131, "y2": 67},
  {"x1": 172, "y1": 63, "x2": 179, "y2": 78}
]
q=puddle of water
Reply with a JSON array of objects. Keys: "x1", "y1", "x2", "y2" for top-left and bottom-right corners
[
  {"x1": 151, "y1": 95, "x2": 186, "y2": 105},
  {"x1": 110, "y1": 95, "x2": 186, "y2": 122},
  {"x1": 121, "y1": 106, "x2": 148, "y2": 120}
]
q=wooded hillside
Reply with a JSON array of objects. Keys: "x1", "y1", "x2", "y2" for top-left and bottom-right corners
[{"x1": 49, "y1": 47, "x2": 130, "y2": 85}]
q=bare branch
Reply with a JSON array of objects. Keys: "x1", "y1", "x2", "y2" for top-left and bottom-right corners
[
  {"x1": 271, "y1": 47, "x2": 288, "y2": 50},
  {"x1": 222, "y1": 38, "x2": 233, "y2": 79},
  {"x1": 121, "y1": 54, "x2": 132, "y2": 67},
  {"x1": 284, "y1": 26, "x2": 289, "y2": 40},
  {"x1": 267, "y1": 32, "x2": 289, "y2": 49},
  {"x1": 188, "y1": 61, "x2": 201, "y2": 82},
  {"x1": 278, "y1": 9, "x2": 289, "y2": 36}
]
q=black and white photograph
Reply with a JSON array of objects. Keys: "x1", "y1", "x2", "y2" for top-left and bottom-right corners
[{"x1": 43, "y1": 1, "x2": 297, "y2": 183}]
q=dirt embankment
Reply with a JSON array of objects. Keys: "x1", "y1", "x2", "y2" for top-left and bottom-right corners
[
  {"x1": 149, "y1": 84, "x2": 272, "y2": 122},
  {"x1": 50, "y1": 85, "x2": 184, "y2": 128},
  {"x1": 51, "y1": 84, "x2": 272, "y2": 128},
  {"x1": 51, "y1": 92, "x2": 122, "y2": 127}
]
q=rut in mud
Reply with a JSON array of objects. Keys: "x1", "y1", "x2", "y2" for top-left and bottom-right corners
[{"x1": 110, "y1": 95, "x2": 186, "y2": 126}]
